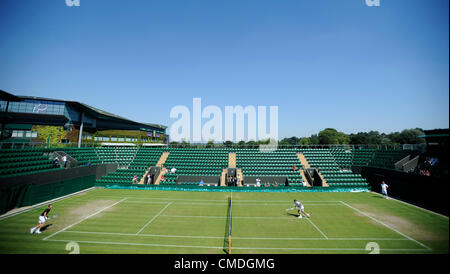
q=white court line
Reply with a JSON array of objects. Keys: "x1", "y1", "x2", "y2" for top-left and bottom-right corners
[
  {"x1": 122, "y1": 200, "x2": 342, "y2": 206},
  {"x1": 43, "y1": 198, "x2": 128, "y2": 241},
  {"x1": 0, "y1": 187, "x2": 96, "y2": 221},
  {"x1": 158, "y1": 214, "x2": 291, "y2": 219},
  {"x1": 339, "y1": 201, "x2": 432, "y2": 251},
  {"x1": 370, "y1": 191, "x2": 449, "y2": 220},
  {"x1": 97, "y1": 196, "x2": 342, "y2": 203},
  {"x1": 43, "y1": 238, "x2": 431, "y2": 252},
  {"x1": 305, "y1": 218, "x2": 328, "y2": 239},
  {"x1": 136, "y1": 202, "x2": 172, "y2": 235},
  {"x1": 63, "y1": 230, "x2": 410, "y2": 241}
]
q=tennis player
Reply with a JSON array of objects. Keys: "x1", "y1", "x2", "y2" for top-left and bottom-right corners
[
  {"x1": 381, "y1": 181, "x2": 389, "y2": 199},
  {"x1": 287, "y1": 199, "x2": 311, "y2": 218},
  {"x1": 30, "y1": 204, "x2": 52, "y2": 234}
]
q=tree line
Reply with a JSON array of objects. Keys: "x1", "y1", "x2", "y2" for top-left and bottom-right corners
[{"x1": 169, "y1": 128, "x2": 426, "y2": 147}]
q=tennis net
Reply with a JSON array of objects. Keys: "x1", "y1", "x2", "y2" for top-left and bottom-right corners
[{"x1": 223, "y1": 191, "x2": 232, "y2": 254}]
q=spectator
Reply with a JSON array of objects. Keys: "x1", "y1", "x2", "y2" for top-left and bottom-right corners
[
  {"x1": 86, "y1": 162, "x2": 91, "y2": 167},
  {"x1": 256, "y1": 178, "x2": 261, "y2": 187},
  {"x1": 273, "y1": 181, "x2": 278, "y2": 187},
  {"x1": 265, "y1": 181, "x2": 270, "y2": 187},
  {"x1": 62, "y1": 155, "x2": 68, "y2": 168},
  {"x1": 53, "y1": 157, "x2": 59, "y2": 168},
  {"x1": 132, "y1": 175, "x2": 138, "y2": 183},
  {"x1": 171, "y1": 167, "x2": 177, "y2": 174},
  {"x1": 199, "y1": 179, "x2": 205, "y2": 186},
  {"x1": 292, "y1": 166, "x2": 298, "y2": 171}
]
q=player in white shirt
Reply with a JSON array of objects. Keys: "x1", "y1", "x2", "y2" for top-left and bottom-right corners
[
  {"x1": 381, "y1": 181, "x2": 389, "y2": 199},
  {"x1": 286, "y1": 199, "x2": 311, "y2": 219}
]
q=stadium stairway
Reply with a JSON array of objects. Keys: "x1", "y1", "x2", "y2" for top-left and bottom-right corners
[
  {"x1": 298, "y1": 152, "x2": 329, "y2": 187},
  {"x1": 153, "y1": 168, "x2": 167, "y2": 185},
  {"x1": 301, "y1": 148, "x2": 367, "y2": 188},
  {"x1": 236, "y1": 168, "x2": 243, "y2": 186},
  {"x1": 220, "y1": 169, "x2": 227, "y2": 186},
  {"x1": 228, "y1": 153, "x2": 236, "y2": 168},
  {"x1": 296, "y1": 153, "x2": 311, "y2": 187},
  {"x1": 297, "y1": 153, "x2": 310, "y2": 168},
  {"x1": 139, "y1": 151, "x2": 169, "y2": 184}
]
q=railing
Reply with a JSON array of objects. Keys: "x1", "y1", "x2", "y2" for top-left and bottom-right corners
[{"x1": 0, "y1": 141, "x2": 409, "y2": 151}]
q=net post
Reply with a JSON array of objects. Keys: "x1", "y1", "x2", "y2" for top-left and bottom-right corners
[{"x1": 229, "y1": 190, "x2": 232, "y2": 254}]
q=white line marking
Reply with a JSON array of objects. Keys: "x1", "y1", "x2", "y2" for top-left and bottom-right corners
[
  {"x1": 98, "y1": 196, "x2": 342, "y2": 203},
  {"x1": 42, "y1": 198, "x2": 128, "y2": 241},
  {"x1": 0, "y1": 187, "x2": 96, "y2": 221},
  {"x1": 122, "y1": 200, "x2": 342, "y2": 206},
  {"x1": 306, "y1": 218, "x2": 328, "y2": 239},
  {"x1": 136, "y1": 202, "x2": 172, "y2": 235},
  {"x1": 370, "y1": 191, "x2": 449, "y2": 220},
  {"x1": 63, "y1": 230, "x2": 410, "y2": 241},
  {"x1": 339, "y1": 201, "x2": 432, "y2": 250},
  {"x1": 158, "y1": 214, "x2": 293, "y2": 219},
  {"x1": 44, "y1": 238, "x2": 431, "y2": 252}
]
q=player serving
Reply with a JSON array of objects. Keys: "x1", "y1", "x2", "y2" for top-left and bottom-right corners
[
  {"x1": 30, "y1": 204, "x2": 52, "y2": 234},
  {"x1": 286, "y1": 199, "x2": 311, "y2": 219}
]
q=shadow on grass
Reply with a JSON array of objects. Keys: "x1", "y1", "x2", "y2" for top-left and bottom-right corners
[{"x1": 40, "y1": 224, "x2": 53, "y2": 232}]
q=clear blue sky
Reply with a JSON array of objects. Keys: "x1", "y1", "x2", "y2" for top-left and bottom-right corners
[{"x1": 0, "y1": 0, "x2": 448, "y2": 139}]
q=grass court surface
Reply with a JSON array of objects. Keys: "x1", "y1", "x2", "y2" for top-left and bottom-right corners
[{"x1": 0, "y1": 188, "x2": 448, "y2": 254}]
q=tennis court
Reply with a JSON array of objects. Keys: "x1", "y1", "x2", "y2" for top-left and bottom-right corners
[{"x1": 0, "y1": 188, "x2": 448, "y2": 254}]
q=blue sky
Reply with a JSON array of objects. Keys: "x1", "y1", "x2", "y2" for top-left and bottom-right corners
[{"x1": 0, "y1": 0, "x2": 448, "y2": 140}]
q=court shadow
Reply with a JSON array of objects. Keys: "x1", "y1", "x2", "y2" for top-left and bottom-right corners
[
  {"x1": 287, "y1": 213, "x2": 300, "y2": 218},
  {"x1": 40, "y1": 224, "x2": 53, "y2": 232}
]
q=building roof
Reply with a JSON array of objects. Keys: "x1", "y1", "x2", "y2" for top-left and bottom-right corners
[
  {"x1": 2, "y1": 91, "x2": 167, "y2": 130},
  {"x1": 0, "y1": 90, "x2": 23, "y2": 102}
]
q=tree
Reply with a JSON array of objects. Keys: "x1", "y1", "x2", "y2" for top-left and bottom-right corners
[
  {"x1": 318, "y1": 128, "x2": 349, "y2": 144},
  {"x1": 223, "y1": 141, "x2": 233, "y2": 148},
  {"x1": 298, "y1": 137, "x2": 311, "y2": 145},
  {"x1": 387, "y1": 128, "x2": 425, "y2": 144},
  {"x1": 246, "y1": 140, "x2": 258, "y2": 148},
  {"x1": 309, "y1": 134, "x2": 320, "y2": 145}
]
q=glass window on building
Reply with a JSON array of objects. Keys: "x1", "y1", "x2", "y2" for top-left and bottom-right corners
[
  {"x1": 126, "y1": 137, "x2": 132, "y2": 142},
  {"x1": 12, "y1": 130, "x2": 24, "y2": 137},
  {"x1": 118, "y1": 137, "x2": 124, "y2": 142},
  {"x1": 111, "y1": 137, "x2": 117, "y2": 141}
]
